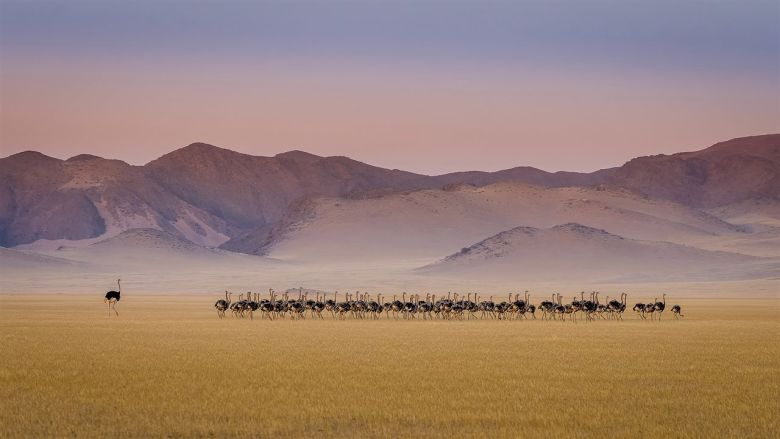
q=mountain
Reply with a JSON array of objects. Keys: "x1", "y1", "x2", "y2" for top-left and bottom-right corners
[
  {"x1": 602, "y1": 134, "x2": 779, "y2": 207},
  {"x1": 1, "y1": 134, "x2": 778, "y2": 248},
  {"x1": 417, "y1": 223, "x2": 773, "y2": 282},
  {"x1": 0, "y1": 151, "x2": 234, "y2": 248},
  {"x1": 144, "y1": 144, "x2": 429, "y2": 230},
  {"x1": 0, "y1": 145, "x2": 434, "y2": 248},
  {"x1": 424, "y1": 166, "x2": 612, "y2": 188}
]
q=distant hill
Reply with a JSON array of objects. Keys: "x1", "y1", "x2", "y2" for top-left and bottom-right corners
[
  {"x1": 89, "y1": 228, "x2": 211, "y2": 253},
  {"x1": 418, "y1": 223, "x2": 772, "y2": 282},
  {"x1": 602, "y1": 134, "x2": 779, "y2": 207},
  {"x1": 45, "y1": 228, "x2": 278, "y2": 271},
  {"x1": 0, "y1": 246, "x2": 82, "y2": 270}
]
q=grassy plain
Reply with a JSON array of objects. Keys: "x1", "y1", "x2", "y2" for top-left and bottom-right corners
[{"x1": 0, "y1": 294, "x2": 777, "y2": 438}]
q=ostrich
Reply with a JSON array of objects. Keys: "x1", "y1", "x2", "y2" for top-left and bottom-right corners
[
  {"x1": 403, "y1": 294, "x2": 417, "y2": 319},
  {"x1": 245, "y1": 292, "x2": 260, "y2": 320},
  {"x1": 633, "y1": 302, "x2": 646, "y2": 319},
  {"x1": 539, "y1": 294, "x2": 555, "y2": 320},
  {"x1": 643, "y1": 300, "x2": 657, "y2": 320},
  {"x1": 391, "y1": 295, "x2": 403, "y2": 320},
  {"x1": 552, "y1": 294, "x2": 566, "y2": 321},
  {"x1": 607, "y1": 293, "x2": 622, "y2": 319},
  {"x1": 654, "y1": 294, "x2": 667, "y2": 320},
  {"x1": 214, "y1": 291, "x2": 232, "y2": 319},
  {"x1": 230, "y1": 293, "x2": 245, "y2": 317},
  {"x1": 260, "y1": 290, "x2": 276, "y2": 320},
  {"x1": 581, "y1": 292, "x2": 597, "y2": 321},
  {"x1": 312, "y1": 293, "x2": 326, "y2": 319},
  {"x1": 618, "y1": 293, "x2": 628, "y2": 319},
  {"x1": 671, "y1": 305, "x2": 684, "y2": 319},
  {"x1": 104, "y1": 279, "x2": 121, "y2": 317}
]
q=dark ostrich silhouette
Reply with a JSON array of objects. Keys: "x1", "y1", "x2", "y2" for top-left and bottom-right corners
[
  {"x1": 104, "y1": 279, "x2": 121, "y2": 317},
  {"x1": 671, "y1": 305, "x2": 684, "y2": 319}
]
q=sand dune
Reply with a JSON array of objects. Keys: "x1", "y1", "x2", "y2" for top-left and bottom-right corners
[
  {"x1": 418, "y1": 223, "x2": 776, "y2": 282},
  {"x1": 0, "y1": 247, "x2": 84, "y2": 270},
  {"x1": 262, "y1": 183, "x2": 746, "y2": 264},
  {"x1": 37, "y1": 228, "x2": 278, "y2": 272}
]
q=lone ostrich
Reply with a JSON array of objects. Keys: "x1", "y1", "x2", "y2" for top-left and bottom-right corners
[
  {"x1": 104, "y1": 279, "x2": 121, "y2": 317},
  {"x1": 671, "y1": 305, "x2": 684, "y2": 319}
]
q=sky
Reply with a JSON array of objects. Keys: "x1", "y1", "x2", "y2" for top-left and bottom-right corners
[{"x1": 1, "y1": 1, "x2": 778, "y2": 174}]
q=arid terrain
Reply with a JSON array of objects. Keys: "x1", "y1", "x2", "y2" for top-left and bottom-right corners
[{"x1": 0, "y1": 295, "x2": 777, "y2": 438}]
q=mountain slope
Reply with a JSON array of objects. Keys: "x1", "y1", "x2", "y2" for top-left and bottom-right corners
[
  {"x1": 144, "y1": 144, "x2": 430, "y2": 229},
  {"x1": 0, "y1": 151, "x2": 234, "y2": 247},
  {"x1": 245, "y1": 183, "x2": 745, "y2": 262},
  {"x1": 603, "y1": 134, "x2": 779, "y2": 207}
]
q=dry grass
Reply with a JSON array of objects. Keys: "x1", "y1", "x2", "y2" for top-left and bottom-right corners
[{"x1": 0, "y1": 295, "x2": 778, "y2": 438}]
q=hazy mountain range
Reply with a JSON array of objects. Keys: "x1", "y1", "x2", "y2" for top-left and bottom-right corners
[
  {"x1": 1, "y1": 134, "x2": 778, "y2": 289},
  {"x1": 2, "y1": 134, "x2": 777, "y2": 248}
]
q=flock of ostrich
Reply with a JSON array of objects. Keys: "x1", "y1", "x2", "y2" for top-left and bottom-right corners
[
  {"x1": 212, "y1": 289, "x2": 684, "y2": 321},
  {"x1": 102, "y1": 279, "x2": 684, "y2": 321}
]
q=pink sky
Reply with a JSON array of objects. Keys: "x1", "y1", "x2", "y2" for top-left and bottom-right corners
[
  {"x1": 1, "y1": 2, "x2": 778, "y2": 174},
  {"x1": 2, "y1": 59, "x2": 777, "y2": 174}
]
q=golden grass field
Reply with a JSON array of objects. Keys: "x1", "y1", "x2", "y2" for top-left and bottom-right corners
[{"x1": 1, "y1": 294, "x2": 778, "y2": 438}]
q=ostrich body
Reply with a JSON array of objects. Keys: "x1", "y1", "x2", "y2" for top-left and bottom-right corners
[
  {"x1": 671, "y1": 305, "x2": 684, "y2": 319},
  {"x1": 654, "y1": 294, "x2": 667, "y2": 320},
  {"x1": 633, "y1": 303, "x2": 646, "y2": 319},
  {"x1": 539, "y1": 294, "x2": 555, "y2": 320},
  {"x1": 214, "y1": 291, "x2": 232, "y2": 319},
  {"x1": 643, "y1": 301, "x2": 657, "y2": 320},
  {"x1": 104, "y1": 279, "x2": 121, "y2": 317}
]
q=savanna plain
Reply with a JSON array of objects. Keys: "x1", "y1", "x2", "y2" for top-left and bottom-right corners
[{"x1": 1, "y1": 294, "x2": 778, "y2": 438}]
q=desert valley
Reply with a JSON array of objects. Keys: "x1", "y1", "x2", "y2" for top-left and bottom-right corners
[
  {"x1": 1, "y1": 134, "x2": 779, "y2": 438},
  {"x1": 2, "y1": 2, "x2": 778, "y2": 436}
]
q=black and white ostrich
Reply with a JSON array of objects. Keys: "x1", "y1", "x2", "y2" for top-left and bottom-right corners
[
  {"x1": 654, "y1": 294, "x2": 667, "y2": 320},
  {"x1": 539, "y1": 294, "x2": 556, "y2": 320},
  {"x1": 104, "y1": 279, "x2": 121, "y2": 317},
  {"x1": 633, "y1": 302, "x2": 646, "y2": 319},
  {"x1": 643, "y1": 300, "x2": 657, "y2": 320},
  {"x1": 671, "y1": 305, "x2": 684, "y2": 319},
  {"x1": 214, "y1": 291, "x2": 231, "y2": 319}
]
